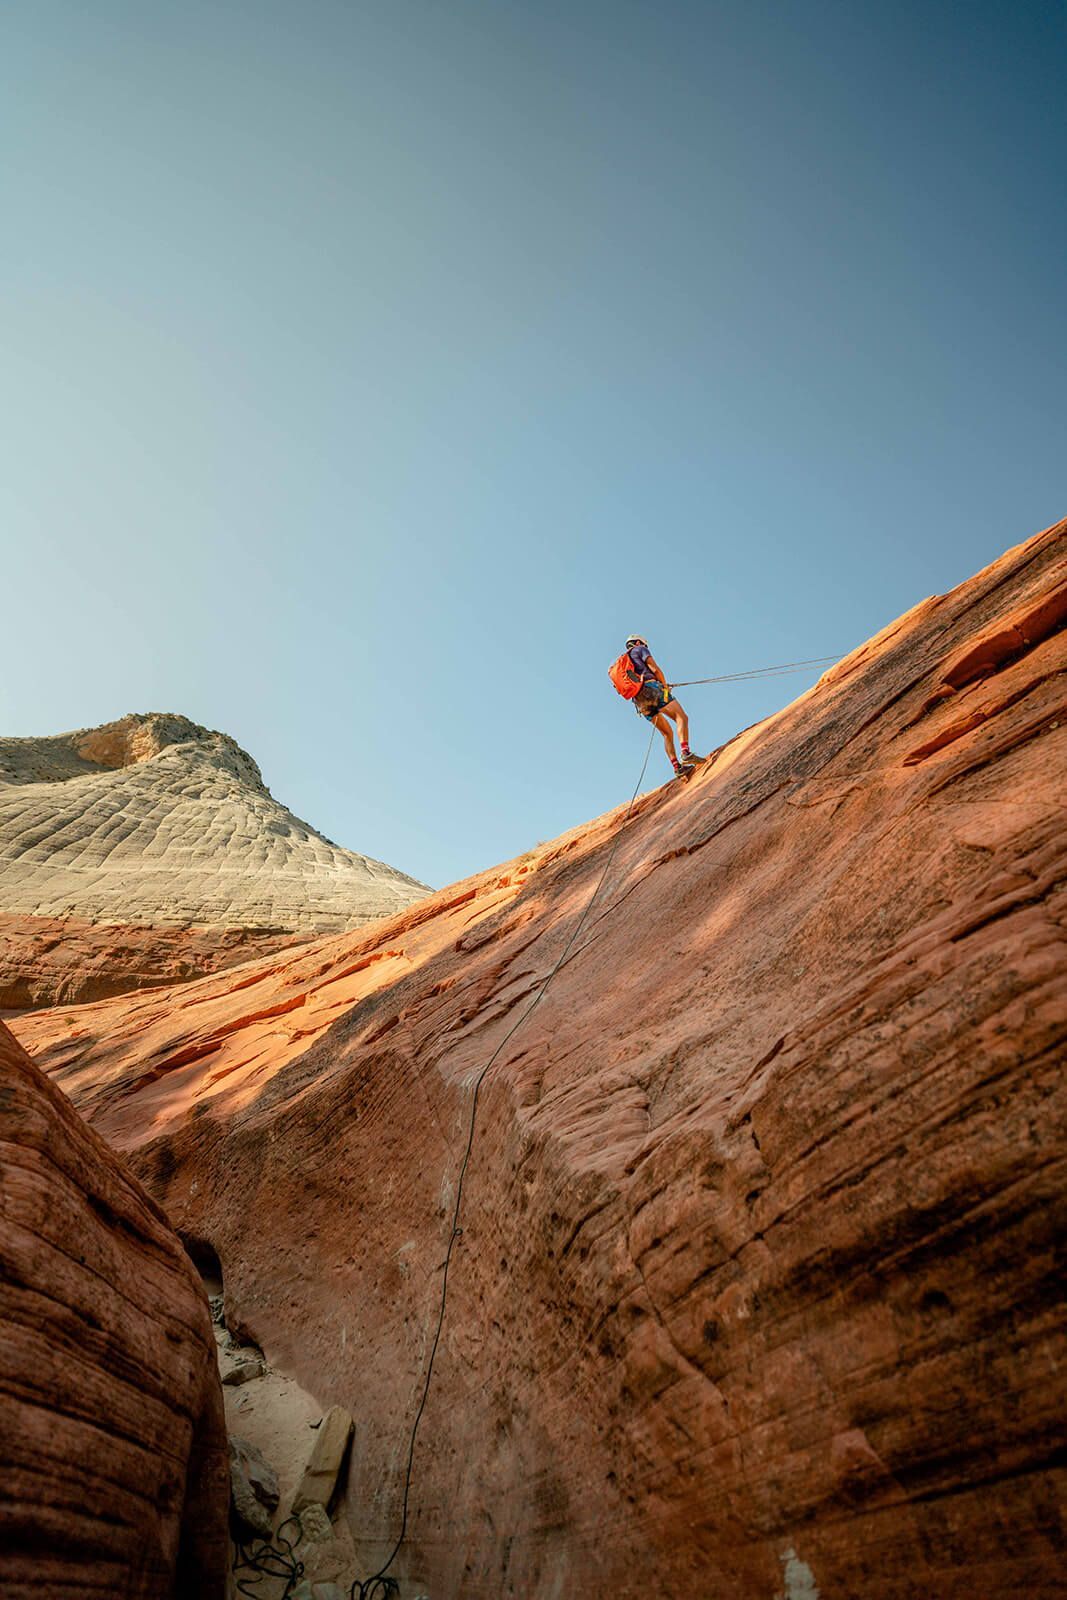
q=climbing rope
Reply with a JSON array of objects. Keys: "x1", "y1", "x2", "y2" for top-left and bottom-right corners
[
  {"x1": 670, "y1": 653, "x2": 839, "y2": 687},
  {"x1": 350, "y1": 726, "x2": 658, "y2": 1598},
  {"x1": 232, "y1": 1518, "x2": 305, "y2": 1597},
  {"x1": 350, "y1": 1575, "x2": 400, "y2": 1599},
  {"x1": 236, "y1": 650, "x2": 839, "y2": 1598},
  {"x1": 352, "y1": 652, "x2": 841, "y2": 1591}
]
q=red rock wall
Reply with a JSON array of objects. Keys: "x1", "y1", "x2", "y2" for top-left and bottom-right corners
[
  {"x1": 0, "y1": 912, "x2": 311, "y2": 1011},
  {"x1": 15, "y1": 521, "x2": 1067, "y2": 1598},
  {"x1": 0, "y1": 1021, "x2": 229, "y2": 1600}
]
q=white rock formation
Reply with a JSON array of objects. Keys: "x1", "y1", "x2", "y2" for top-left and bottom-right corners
[{"x1": 0, "y1": 714, "x2": 427, "y2": 930}]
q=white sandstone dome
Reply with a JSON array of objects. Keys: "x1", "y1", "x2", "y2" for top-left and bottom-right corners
[{"x1": 0, "y1": 713, "x2": 428, "y2": 930}]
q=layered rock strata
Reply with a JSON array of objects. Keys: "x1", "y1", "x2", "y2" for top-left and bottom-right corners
[
  {"x1": 15, "y1": 521, "x2": 1067, "y2": 1598},
  {"x1": 0, "y1": 712, "x2": 427, "y2": 1007},
  {"x1": 0, "y1": 913, "x2": 308, "y2": 1011},
  {"x1": 0, "y1": 1020, "x2": 228, "y2": 1599}
]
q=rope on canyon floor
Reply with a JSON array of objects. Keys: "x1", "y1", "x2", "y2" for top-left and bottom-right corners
[
  {"x1": 351, "y1": 726, "x2": 658, "y2": 1599},
  {"x1": 232, "y1": 1518, "x2": 304, "y2": 1598}
]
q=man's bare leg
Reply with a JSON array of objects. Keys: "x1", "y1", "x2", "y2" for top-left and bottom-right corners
[
  {"x1": 653, "y1": 711, "x2": 679, "y2": 766},
  {"x1": 663, "y1": 699, "x2": 690, "y2": 750}
]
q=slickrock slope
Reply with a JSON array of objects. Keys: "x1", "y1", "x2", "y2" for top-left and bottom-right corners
[
  {"x1": 0, "y1": 712, "x2": 427, "y2": 1006},
  {"x1": 15, "y1": 522, "x2": 1067, "y2": 1598},
  {"x1": 0, "y1": 1020, "x2": 228, "y2": 1599}
]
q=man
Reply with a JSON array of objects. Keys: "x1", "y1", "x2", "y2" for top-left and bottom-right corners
[{"x1": 622, "y1": 634, "x2": 701, "y2": 776}]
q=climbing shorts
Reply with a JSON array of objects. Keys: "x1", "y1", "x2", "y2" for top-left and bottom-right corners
[{"x1": 634, "y1": 681, "x2": 675, "y2": 721}]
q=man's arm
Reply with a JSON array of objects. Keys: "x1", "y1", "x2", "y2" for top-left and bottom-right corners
[{"x1": 644, "y1": 653, "x2": 668, "y2": 687}]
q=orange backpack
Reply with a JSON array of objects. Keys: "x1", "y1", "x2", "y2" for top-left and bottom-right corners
[{"x1": 608, "y1": 650, "x2": 643, "y2": 700}]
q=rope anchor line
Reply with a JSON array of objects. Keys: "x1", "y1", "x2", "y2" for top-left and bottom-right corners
[{"x1": 671, "y1": 652, "x2": 840, "y2": 687}]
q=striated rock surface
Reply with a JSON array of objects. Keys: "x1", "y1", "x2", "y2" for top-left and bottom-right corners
[
  {"x1": 0, "y1": 711, "x2": 427, "y2": 1008},
  {"x1": 14, "y1": 522, "x2": 1067, "y2": 1598},
  {"x1": 0, "y1": 912, "x2": 310, "y2": 1011},
  {"x1": 0, "y1": 711, "x2": 428, "y2": 930},
  {"x1": 0, "y1": 1019, "x2": 229, "y2": 1599}
]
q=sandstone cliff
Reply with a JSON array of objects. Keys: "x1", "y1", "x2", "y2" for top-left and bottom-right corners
[
  {"x1": 0, "y1": 913, "x2": 313, "y2": 1011},
  {"x1": 14, "y1": 521, "x2": 1066, "y2": 1598},
  {"x1": 0, "y1": 712, "x2": 427, "y2": 1007},
  {"x1": 0, "y1": 1020, "x2": 229, "y2": 1599}
]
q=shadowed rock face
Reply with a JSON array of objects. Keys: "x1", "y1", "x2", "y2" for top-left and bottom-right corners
[
  {"x1": 0, "y1": 711, "x2": 428, "y2": 1008},
  {"x1": 0, "y1": 1020, "x2": 229, "y2": 1600},
  {"x1": 14, "y1": 522, "x2": 1067, "y2": 1598}
]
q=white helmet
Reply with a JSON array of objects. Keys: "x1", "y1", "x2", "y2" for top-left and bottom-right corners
[{"x1": 626, "y1": 634, "x2": 648, "y2": 647}]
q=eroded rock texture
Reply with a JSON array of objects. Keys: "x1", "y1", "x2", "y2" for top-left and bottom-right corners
[
  {"x1": 15, "y1": 522, "x2": 1067, "y2": 1598},
  {"x1": 0, "y1": 1020, "x2": 229, "y2": 1599},
  {"x1": 0, "y1": 912, "x2": 310, "y2": 1011},
  {"x1": 0, "y1": 712, "x2": 427, "y2": 1008}
]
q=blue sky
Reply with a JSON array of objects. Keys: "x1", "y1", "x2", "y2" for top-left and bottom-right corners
[{"x1": 2, "y1": 1, "x2": 1063, "y2": 888}]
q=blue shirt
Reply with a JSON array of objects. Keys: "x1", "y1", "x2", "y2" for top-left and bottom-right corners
[{"x1": 627, "y1": 643, "x2": 654, "y2": 680}]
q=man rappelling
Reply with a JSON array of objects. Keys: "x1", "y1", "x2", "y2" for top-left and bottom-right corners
[{"x1": 608, "y1": 634, "x2": 703, "y2": 778}]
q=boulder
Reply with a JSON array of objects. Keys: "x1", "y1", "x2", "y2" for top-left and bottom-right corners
[
  {"x1": 292, "y1": 1407, "x2": 354, "y2": 1513},
  {"x1": 228, "y1": 1436, "x2": 279, "y2": 1542},
  {"x1": 298, "y1": 1502, "x2": 334, "y2": 1543},
  {"x1": 222, "y1": 1358, "x2": 266, "y2": 1386}
]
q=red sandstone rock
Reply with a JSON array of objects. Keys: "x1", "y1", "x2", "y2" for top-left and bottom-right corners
[
  {"x1": 14, "y1": 521, "x2": 1067, "y2": 1598},
  {"x1": 0, "y1": 912, "x2": 312, "y2": 1012},
  {"x1": 0, "y1": 1021, "x2": 229, "y2": 1599}
]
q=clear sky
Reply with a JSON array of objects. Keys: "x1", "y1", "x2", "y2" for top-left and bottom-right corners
[{"x1": 3, "y1": 1, "x2": 1063, "y2": 888}]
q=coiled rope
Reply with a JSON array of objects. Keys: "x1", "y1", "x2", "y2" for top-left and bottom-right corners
[{"x1": 232, "y1": 1517, "x2": 304, "y2": 1597}]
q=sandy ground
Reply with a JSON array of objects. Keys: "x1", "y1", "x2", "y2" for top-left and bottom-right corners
[
  {"x1": 215, "y1": 1322, "x2": 369, "y2": 1599},
  {"x1": 219, "y1": 1329, "x2": 325, "y2": 1520}
]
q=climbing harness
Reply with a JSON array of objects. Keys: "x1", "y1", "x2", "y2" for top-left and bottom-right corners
[{"x1": 610, "y1": 648, "x2": 838, "y2": 704}]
